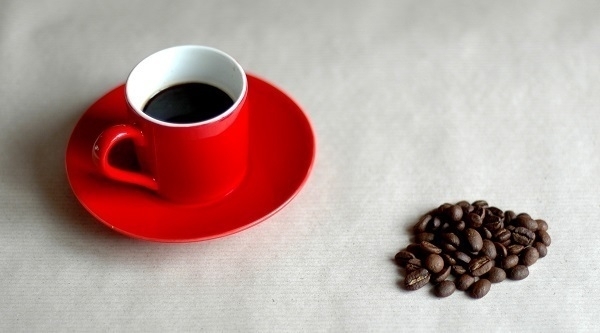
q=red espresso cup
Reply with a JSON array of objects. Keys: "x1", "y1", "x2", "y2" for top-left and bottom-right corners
[{"x1": 93, "y1": 45, "x2": 249, "y2": 204}]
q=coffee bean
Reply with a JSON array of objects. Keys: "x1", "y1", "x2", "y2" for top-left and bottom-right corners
[
  {"x1": 405, "y1": 243, "x2": 422, "y2": 255},
  {"x1": 419, "y1": 241, "x2": 442, "y2": 254},
  {"x1": 533, "y1": 242, "x2": 547, "y2": 258},
  {"x1": 442, "y1": 253, "x2": 456, "y2": 266},
  {"x1": 440, "y1": 242, "x2": 457, "y2": 252},
  {"x1": 394, "y1": 251, "x2": 416, "y2": 266},
  {"x1": 453, "y1": 251, "x2": 472, "y2": 265},
  {"x1": 455, "y1": 274, "x2": 476, "y2": 291},
  {"x1": 486, "y1": 267, "x2": 506, "y2": 283},
  {"x1": 452, "y1": 265, "x2": 467, "y2": 276},
  {"x1": 415, "y1": 232, "x2": 436, "y2": 243},
  {"x1": 434, "y1": 280, "x2": 456, "y2": 298},
  {"x1": 504, "y1": 210, "x2": 516, "y2": 224},
  {"x1": 507, "y1": 244, "x2": 525, "y2": 255},
  {"x1": 472, "y1": 200, "x2": 489, "y2": 208},
  {"x1": 453, "y1": 220, "x2": 466, "y2": 232},
  {"x1": 404, "y1": 268, "x2": 430, "y2": 290},
  {"x1": 424, "y1": 254, "x2": 445, "y2": 273},
  {"x1": 501, "y1": 255, "x2": 519, "y2": 270},
  {"x1": 536, "y1": 219, "x2": 548, "y2": 231},
  {"x1": 432, "y1": 265, "x2": 452, "y2": 283},
  {"x1": 431, "y1": 216, "x2": 445, "y2": 232},
  {"x1": 466, "y1": 213, "x2": 483, "y2": 228},
  {"x1": 469, "y1": 279, "x2": 492, "y2": 299},
  {"x1": 465, "y1": 228, "x2": 483, "y2": 252},
  {"x1": 413, "y1": 215, "x2": 431, "y2": 233},
  {"x1": 493, "y1": 228, "x2": 511, "y2": 242},
  {"x1": 446, "y1": 205, "x2": 463, "y2": 222},
  {"x1": 481, "y1": 227, "x2": 493, "y2": 240},
  {"x1": 494, "y1": 242, "x2": 508, "y2": 258},
  {"x1": 515, "y1": 215, "x2": 538, "y2": 231},
  {"x1": 520, "y1": 247, "x2": 539, "y2": 266},
  {"x1": 508, "y1": 265, "x2": 529, "y2": 280},
  {"x1": 469, "y1": 256, "x2": 495, "y2": 277},
  {"x1": 405, "y1": 258, "x2": 423, "y2": 272},
  {"x1": 397, "y1": 202, "x2": 549, "y2": 299},
  {"x1": 512, "y1": 227, "x2": 535, "y2": 246},
  {"x1": 442, "y1": 232, "x2": 461, "y2": 248},
  {"x1": 481, "y1": 239, "x2": 497, "y2": 260},
  {"x1": 537, "y1": 229, "x2": 551, "y2": 247}
]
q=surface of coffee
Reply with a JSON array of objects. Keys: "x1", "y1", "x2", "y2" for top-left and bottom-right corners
[
  {"x1": 143, "y1": 83, "x2": 234, "y2": 124},
  {"x1": 395, "y1": 200, "x2": 551, "y2": 299}
]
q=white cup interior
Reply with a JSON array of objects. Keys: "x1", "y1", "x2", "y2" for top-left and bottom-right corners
[{"x1": 126, "y1": 45, "x2": 247, "y2": 126}]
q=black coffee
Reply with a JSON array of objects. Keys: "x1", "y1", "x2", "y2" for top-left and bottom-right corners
[{"x1": 143, "y1": 83, "x2": 234, "y2": 124}]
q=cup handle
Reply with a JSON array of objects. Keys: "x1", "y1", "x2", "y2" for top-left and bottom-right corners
[{"x1": 92, "y1": 124, "x2": 158, "y2": 191}]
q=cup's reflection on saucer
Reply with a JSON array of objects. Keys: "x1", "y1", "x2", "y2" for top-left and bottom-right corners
[{"x1": 92, "y1": 45, "x2": 249, "y2": 204}]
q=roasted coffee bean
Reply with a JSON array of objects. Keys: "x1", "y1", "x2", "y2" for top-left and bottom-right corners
[
  {"x1": 442, "y1": 233, "x2": 461, "y2": 247},
  {"x1": 432, "y1": 265, "x2": 452, "y2": 283},
  {"x1": 536, "y1": 219, "x2": 548, "y2": 231},
  {"x1": 455, "y1": 274, "x2": 476, "y2": 291},
  {"x1": 428, "y1": 216, "x2": 442, "y2": 232},
  {"x1": 480, "y1": 227, "x2": 493, "y2": 240},
  {"x1": 397, "y1": 202, "x2": 549, "y2": 299},
  {"x1": 466, "y1": 213, "x2": 483, "y2": 228},
  {"x1": 456, "y1": 200, "x2": 471, "y2": 210},
  {"x1": 446, "y1": 205, "x2": 463, "y2": 222},
  {"x1": 469, "y1": 279, "x2": 492, "y2": 299},
  {"x1": 465, "y1": 228, "x2": 483, "y2": 252},
  {"x1": 452, "y1": 265, "x2": 467, "y2": 275},
  {"x1": 504, "y1": 210, "x2": 516, "y2": 224},
  {"x1": 494, "y1": 242, "x2": 508, "y2": 258},
  {"x1": 413, "y1": 215, "x2": 431, "y2": 233},
  {"x1": 440, "y1": 242, "x2": 457, "y2": 252},
  {"x1": 469, "y1": 256, "x2": 495, "y2": 277},
  {"x1": 533, "y1": 242, "x2": 548, "y2": 258},
  {"x1": 512, "y1": 227, "x2": 535, "y2": 246},
  {"x1": 486, "y1": 267, "x2": 506, "y2": 283},
  {"x1": 481, "y1": 239, "x2": 497, "y2": 260},
  {"x1": 424, "y1": 254, "x2": 445, "y2": 273},
  {"x1": 453, "y1": 251, "x2": 472, "y2": 265},
  {"x1": 434, "y1": 280, "x2": 456, "y2": 298},
  {"x1": 508, "y1": 265, "x2": 529, "y2": 280},
  {"x1": 472, "y1": 200, "x2": 489, "y2": 208},
  {"x1": 515, "y1": 215, "x2": 538, "y2": 231},
  {"x1": 419, "y1": 241, "x2": 442, "y2": 254},
  {"x1": 507, "y1": 244, "x2": 525, "y2": 255},
  {"x1": 483, "y1": 218, "x2": 503, "y2": 232},
  {"x1": 501, "y1": 254, "x2": 519, "y2": 270},
  {"x1": 493, "y1": 228, "x2": 511, "y2": 242},
  {"x1": 415, "y1": 232, "x2": 436, "y2": 243},
  {"x1": 405, "y1": 268, "x2": 431, "y2": 290},
  {"x1": 537, "y1": 229, "x2": 551, "y2": 247},
  {"x1": 394, "y1": 251, "x2": 416, "y2": 266},
  {"x1": 442, "y1": 254, "x2": 456, "y2": 266},
  {"x1": 405, "y1": 258, "x2": 423, "y2": 272},
  {"x1": 453, "y1": 220, "x2": 466, "y2": 232},
  {"x1": 405, "y1": 243, "x2": 422, "y2": 255},
  {"x1": 520, "y1": 247, "x2": 539, "y2": 266}
]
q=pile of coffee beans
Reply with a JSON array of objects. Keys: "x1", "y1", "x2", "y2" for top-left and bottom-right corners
[{"x1": 395, "y1": 200, "x2": 551, "y2": 299}]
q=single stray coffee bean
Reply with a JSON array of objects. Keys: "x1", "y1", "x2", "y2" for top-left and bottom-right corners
[{"x1": 394, "y1": 200, "x2": 551, "y2": 299}]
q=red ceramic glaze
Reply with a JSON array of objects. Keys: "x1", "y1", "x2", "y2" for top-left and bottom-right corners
[{"x1": 65, "y1": 74, "x2": 315, "y2": 242}]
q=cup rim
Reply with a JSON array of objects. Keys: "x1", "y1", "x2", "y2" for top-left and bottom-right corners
[{"x1": 125, "y1": 45, "x2": 248, "y2": 128}]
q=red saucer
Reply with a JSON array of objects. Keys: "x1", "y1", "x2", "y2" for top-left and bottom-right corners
[{"x1": 65, "y1": 74, "x2": 315, "y2": 242}]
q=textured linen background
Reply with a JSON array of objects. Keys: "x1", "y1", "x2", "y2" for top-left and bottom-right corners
[{"x1": 1, "y1": 0, "x2": 598, "y2": 331}]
